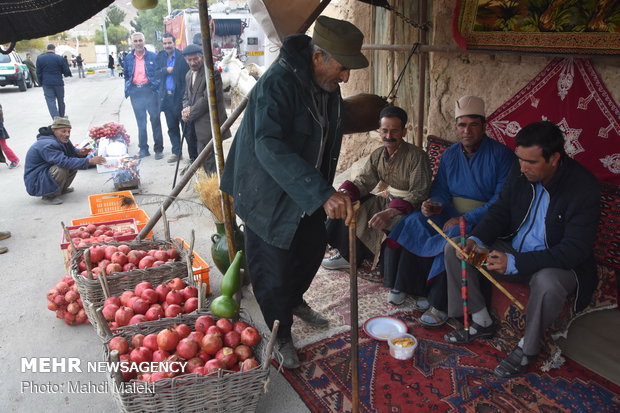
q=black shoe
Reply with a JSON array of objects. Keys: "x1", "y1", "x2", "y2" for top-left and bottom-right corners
[
  {"x1": 139, "y1": 151, "x2": 151, "y2": 158},
  {"x1": 277, "y1": 338, "x2": 301, "y2": 369},
  {"x1": 292, "y1": 301, "x2": 329, "y2": 328},
  {"x1": 494, "y1": 346, "x2": 537, "y2": 378},
  {"x1": 154, "y1": 152, "x2": 164, "y2": 160}
]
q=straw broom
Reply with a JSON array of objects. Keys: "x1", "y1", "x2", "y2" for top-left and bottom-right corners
[{"x1": 194, "y1": 170, "x2": 230, "y2": 223}]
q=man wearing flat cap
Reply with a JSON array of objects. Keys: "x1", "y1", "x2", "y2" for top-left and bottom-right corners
[
  {"x1": 221, "y1": 16, "x2": 369, "y2": 369},
  {"x1": 181, "y1": 43, "x2": 230, "y2": 171},
  {"x1": 24, "y1": 117, "x2": 106, "y2": 205},
  {"x1": 384, "y1": 96, "x2": 514, "y2": 327}
]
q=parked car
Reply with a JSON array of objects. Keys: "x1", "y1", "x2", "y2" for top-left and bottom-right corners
[{"x1": 0, "y1": 51, "x2": 33, "y2": 91}]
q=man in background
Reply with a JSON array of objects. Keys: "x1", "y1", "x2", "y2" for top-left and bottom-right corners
[
  {"x1": 36, "y1": 44, "x2": 72, "y2": 119},
  {"x1": 157, "y1": 33, "x2": 189, "y2": 164},
  {"x1": 123, "y1": 32, "x2": 164, "y2": 159},
  {"x1": 23, "y1": 53, "x2": 39, "y2": 86}
]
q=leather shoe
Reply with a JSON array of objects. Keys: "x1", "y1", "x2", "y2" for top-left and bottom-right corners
[
  {"x1": 154, "y1": 152, "x2": 164, "y2": 160},
  {"x1": 62, "y1": 187, "x2": 75, "y2": 194},
  {"x1": 292, "y1": 301, "x2": 329, "y2": 328},
  {"x1": 494, "y1": 346, "x2": 537, "y2": 378},
  {"x1": 0, "y1": 231, "x2": 10, "y2": 241},
  {"x1": 42, "y1": 196, "x2": 63, "y2": 205},
  {"x1": 0, "y1": 246, "x2": 7, "y2": 254},
  {"x1": 277, "y1": 338, "x2": 301, "y2": 369}
]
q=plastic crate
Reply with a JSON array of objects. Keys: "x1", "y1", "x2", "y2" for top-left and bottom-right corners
[
  {"x1": 88, "y1": 191, "x2": 137, "y2": 215},
  {"x1": 175, "y1": 238, "x2": 211, "y2": 295},
  {"x1": 61, "y1": 218, "x2": 138, "y2": 250},
  {"x1": 72, "y1": 209, "x2": 152, "y2": 239}
]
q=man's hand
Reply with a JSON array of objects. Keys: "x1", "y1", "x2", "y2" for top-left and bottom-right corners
[
  {"x1": 323, "y1": 192, "x2": 354, "y2": 226},
  {"x1": 368, "y1": 208, "x2": 398, "y2": 230},
  {"x1": 88, "y1": 156, "x2": 106, "y2": 165},
  {"x1": 455, "y1": 238, "x2": 476, "y2": 261},
  {"x1": 77, "y1": 148, "x2": 91, "y2": 157},
  {"x1": 181, "y1": 107, "x2": 191, "y2": 122},
  {"x1": 442, "y1": 217, "x2": 460, "y2": 231},
  {"x1": 485, "y1": 251, "x2": 507, "y2": 275},
  {"x1": 167, "y1": 67, "x2": 174, "y2": 74}
]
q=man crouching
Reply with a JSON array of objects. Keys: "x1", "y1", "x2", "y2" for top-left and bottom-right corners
[{"x1": 24, "y1": 117, "x2": 106, "y2": 205}]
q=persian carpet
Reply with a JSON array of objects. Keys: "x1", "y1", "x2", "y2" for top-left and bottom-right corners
[
  {"x1": 290, "y1": 268, "x2": 416, "y2": 348},
  {"x1": 452, "y1": 0, "x2": 620, "y2": 55},
  {"x1": 485, "y1": 58, "x2": 620, "y2": 185},
  {"x1": 282, "y1": 312, "x2": 620, "y2": 413}
]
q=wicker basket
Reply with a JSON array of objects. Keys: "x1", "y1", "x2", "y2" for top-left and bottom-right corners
[
  {"x1": 70, "y1": 239, "x2": 193, "y2": 337},
  {"x1": 102, "y1": 312, "x2": 281, "y2": 413}
]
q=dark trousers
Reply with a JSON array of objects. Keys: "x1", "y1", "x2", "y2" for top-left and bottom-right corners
[
  {"x1": 43, "y1": 85, "x2": 65, "y2": 119},
  {"x1": 245, "y1": 210, "x2": 327, "y2": 339},
  {"x1": 381, "y1": 246, "x2": 433, "y2": 297},
  {"x1": 161, "y1": 94, "x2": 183, "y2": 156},
  {"x1": 185, "y1": 123, "x2": 198, "y2": 161},
  {"x1": 129, "y1": 87, "x2": 164, "y2": 154},
  {"x1": 325, "y1": 194, "x2": 374, "y2": 266}
]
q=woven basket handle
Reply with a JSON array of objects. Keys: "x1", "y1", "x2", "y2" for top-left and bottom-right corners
[{"x1": 262, "y1": 320, "x2": 279, "y2": 371}]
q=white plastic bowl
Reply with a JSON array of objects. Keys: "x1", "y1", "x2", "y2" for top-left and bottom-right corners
[{"x1": 388, "y1": 333, "x2": 417, "y2": 360}]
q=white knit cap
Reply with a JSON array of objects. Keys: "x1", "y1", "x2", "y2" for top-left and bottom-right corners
[{"x1": 455, "y1": 96, "x2": 485, "y2": 119}]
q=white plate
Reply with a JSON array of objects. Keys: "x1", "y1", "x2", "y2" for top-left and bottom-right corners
[{"x1": 363, "y1": 316, "x2": 407, "y2": 341}]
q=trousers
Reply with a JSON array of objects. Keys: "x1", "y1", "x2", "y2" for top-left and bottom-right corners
[
  {"x1": 129, "y1": 87, "x2": 163, "y2": 155},
  {"x1": 49, "y1": 165, "x2": 77, "y2": 197},
  {"x1": 244, "y1": 210, "x2": 327, "y2": 338},
  {"x1": 445, "y1": 238, "x2": 577, "y2": 355},
  {"x1": 43, "y1": 85, "x2": 65, "y2": 119}
]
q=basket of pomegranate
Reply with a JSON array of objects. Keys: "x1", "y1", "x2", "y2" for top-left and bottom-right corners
[
  {"x1": 102, "y1": 312, "x2": 281, "y2": 413},
  {"x1": 69, "y1": 240, "x2": 192, "y2": 334}
]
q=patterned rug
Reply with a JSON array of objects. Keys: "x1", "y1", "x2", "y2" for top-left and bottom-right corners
[
  {"x1": 291, "y1": 267, "x2": 412, "y2": 349},
  {"x1": 282, "y1": 312, "x2": 620, "y2": 413}
]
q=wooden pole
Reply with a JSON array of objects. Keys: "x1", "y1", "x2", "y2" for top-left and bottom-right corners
[
  {"x1": 348, "y1": 202, "x2": 360, "y2": 413},
  {"x1": 426, "y1": 219, "x2": 525, "y2": 311},
  {"x1": 416, "y1": 0, "x2": 428, "y2": 148}
]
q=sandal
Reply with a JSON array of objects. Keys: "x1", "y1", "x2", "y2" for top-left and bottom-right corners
[
  {"x1": 443, "y1": 322, "x2": 495, "y2": 344},
  {"x1": 412, "y1": 296, "x2": 430, "y2": 312},
  {"x1": 418, "y1": 306, "x2": 448, "y2": 328},
  {"x1": 494, "y1": 346, "x2": 537, "y2": 378}
]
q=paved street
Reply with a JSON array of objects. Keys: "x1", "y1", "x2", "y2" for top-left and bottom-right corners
[{"x1": 0, "y1": 71, "x2": 308, "y2": 412}]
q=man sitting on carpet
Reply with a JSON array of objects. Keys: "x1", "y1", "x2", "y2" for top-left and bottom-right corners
[
  {"x1": 383, "y1": 96, "x2": 514, "y2": 323},
  {"x1": 322, "y1": 106, "x2": 432, "y2": 270},
  {"x1": 443, "y1": 120, "x2": 600, "y2": 378},
  {"x1": 24, "y1": 117, "x2": 106, "y2": 205}
]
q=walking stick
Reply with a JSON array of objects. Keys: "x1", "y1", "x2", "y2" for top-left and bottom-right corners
[
  {"x1": 426, "y1": 219, "x2": 525, "y2": 311},
  {"x1": 172, "y1": 122, "x2": 189, "y2": 189},
  {"x1": 348, "y1": 202, "x2": 360, "y2": 413},
  {"x1": 459, "y1": 217, "x2": 469, "y2": 340}
]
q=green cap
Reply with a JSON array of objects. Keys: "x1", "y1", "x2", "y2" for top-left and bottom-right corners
[
  {"x1": 51, "y1": 117, "x2": 71, "y2": 129},
  {"x1": 312, "y1": 16, "x2": 368, "y2": 70}
]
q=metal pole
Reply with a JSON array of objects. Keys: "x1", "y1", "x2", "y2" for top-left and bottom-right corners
[
  {"x1": 167, "y1": 0, "x2": 172, "y2": 16},
  {"x1": 102, "y1": 8, "x2": 110, "y2": 61}
]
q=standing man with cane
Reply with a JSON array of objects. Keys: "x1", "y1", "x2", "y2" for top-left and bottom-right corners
[{"x1": 221, "y1": 16, "x2": 368, "y2": 369}]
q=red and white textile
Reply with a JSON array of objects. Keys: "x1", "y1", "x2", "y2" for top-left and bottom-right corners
[{"x1": 486, "y1": 58, "x2": 620, "y2": 185}]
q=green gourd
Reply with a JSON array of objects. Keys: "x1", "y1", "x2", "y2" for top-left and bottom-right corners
[{"x1": 210, "y1": 250, "x2": 244, "y2": 318}]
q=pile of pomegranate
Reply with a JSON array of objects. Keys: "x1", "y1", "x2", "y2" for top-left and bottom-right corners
[
  {"x1": 102, "y1": 278, "x2": 198, "y2": 328},
  {"x1": 66, "y1": 223, "x2": 137, "y2": 248},
  {"x1": 47, "y1": 275, "x2": 89, "y2": 326},
  {"x1": 89, "y1": 122, "x2": 131, "y2": 145},
  {"x1": 109, "y1": 315, "x2": 262, "y2": 382},
  {"x1": 76, "y1": 244, "x2": 181, "y2": 278}
]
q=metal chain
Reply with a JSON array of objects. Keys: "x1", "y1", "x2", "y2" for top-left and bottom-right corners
[{"x1": 380, "y1": 4, "x2": 430, "y2": 31}]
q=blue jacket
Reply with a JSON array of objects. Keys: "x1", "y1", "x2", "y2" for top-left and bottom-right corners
[
  {"x1": 24, "y1": 128, "x2": 90, "y2": 196},
  {"x1": 220, "y1": 34, "x2": 344, "y2": 249},
  {"x1": 156, "y1": 49, "x2": 189, "y2": 111},
  {"x1": 123, "y1": 49, "x2": 161, "y2": 97},
  {"x1": 36, "y1": 52, "x2": 72, "y2": 86}
]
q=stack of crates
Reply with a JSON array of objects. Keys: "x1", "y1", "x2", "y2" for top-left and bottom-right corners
[{"x1": 71, "y1": 191, "x2": 153, "y2": 238}]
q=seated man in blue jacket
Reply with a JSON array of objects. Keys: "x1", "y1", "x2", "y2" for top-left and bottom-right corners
[{"x1": 24, "y1": 117, "x2": 106, "y2": 205}]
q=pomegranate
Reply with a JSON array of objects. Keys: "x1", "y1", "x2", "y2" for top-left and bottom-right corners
[
  {"x1": 183, "y1": 297, "x2": 198, "y2": 313},
  {"x1": 157, "y1": 328, "x2": 180, "y2": 351},
  {"x1": 98, "y1": 259, "x2": 111, "y2": 271},
  {"x1": 120, "y1": 291, "x2": 134, "y2": 306},
  {"x1": 104, "y1": 296, "x2": 121, "y2": 307},
  {"x1": 143, "y1": 334, "x2": 159, "y2": 351},
  {"x1": 206, "y1": 326, "x2": 222, "y2": 337},
  {"x1": 204, "y1": 359, "x2": 225, "y2": 374},
  {"x1": 195, "y1": 315, "x2": 215, "y2": 333},
  {"x1": 201, "y1": 333, "x2": 223, "y2": 355},
  {"x1": 67, "y1": 302, "x2": 80, "y2": 315},
  {"x1": 240, "y1": 358, "x2": 260, "y2": 371},
  {"x1": 153, "y1": 250, "x2": 168, "y2": 262},
  {"x1": 46, "y1": 288, "x2": 59, "y2": 301},
  {"x1": 53, "y1": 295, "x2": 66, "y2": 306},
  {"x1": 141, "y1": 288, "x2": 158, "y2": 304},
  {"x1": 127, "y1": 250, "x2": 143, "y2": 265},
  {"x1": 216, "y1": 318, "x2": 233, "y2": 334},
  {"x1": 138, "y1": 256, "x2": 155, "y2": 269},
  {"x1": 175, "y1": 324, "x2": 191, "y2": 339},
  {"x1": 123, "y1": 263, "x2": 137, "y2": 272},
  {"x1": 89, "y1": 246, "x2": 106, "y2": 263},
  {"x1": 131, "y1": 298, "x2": 149, "y2": 315},
  {"x1": 117, "y1": 244, "x2": 131, "y2": 255},
  {"x1": 129, "y1": 314, "x2": 147, "y2": 325},
  {"x1": 130, "y1": 346, "x2": 153, "y2": 364},
  {"x1": 134, "y1": 281, "x2": 154, "y2": 297},
  {"x1": 165, "y1": 290, "x2": 183, "y2": 305},
  {"x1": 109, "y1": 337, "x2": 129, "y2": 355},
  {"x1": 64, "y1": 289, "x2": 78, "y2": 303},
  {"x1": 131, "y1": 334, "x2": 145, "y2": 348},
  {"x1": 152, "y1": 349, "x2": 170, "y2": 362},
  {"x1": 104, "y1": 245, "x2": 118, "y2": 260},
  {"x1": 234, "y1": 345, "x2": 253, "y2": 361},
  {"x1": 223, "y1": 331, "x2": 240, "y2": 348},
  {"x1": 167, "y1": 248, "x2": 179, "y2": 260},
  {"x1": 233, "y1": 320, "x2": 250, "y2": 335},
  {"x1": 193, "y1": 366, "x2": 208, "y2": 375},
  {"x1": 76, "y1": 309, "x2": 88, "y2": 324},
  {"x1": 197, "y1": 349, "x2": 211, "y2": 363},
  {"x1": 176, "y1": 338, "x2": 199, "y2": 359},
  {"x1": 165, "y1": 304, "x2": 183, "y2": 318},
  {"x1": 188, "y1": 331, "x2": 205, "y2": 344},
  {"x1": 114, "y1": 306, "x2": 134, "y2": 327},
  {"x1": 168, "y1": 277, "x2": 185, "y2": 290},
  {"x1": 105, "y1": 263, "x2": 122, "y2": 274},
  {"x1": 47, "y1": 301, "x2": 58, "y2": 311},
  {"x1": 181, "y1": 286, "x2": 198, "y2": 301},
  {"x1": 111, "y1": 251, "x2": 128, "y2": 266},
  {"x1": 240, "y1": 327, "x2": 261, "y2": 346},
  {"x1": 185, "y1": 357, "x2": 204, "y2": 373},
  {"x1": 155, "y1": 284, "x2": 171, "y2": 302},
  {"x1": 145, "y1": 306, "x2": 164, "y2": 321},
  {"x1": 56, "y1": 281, "x2": 70, "y2": 294}
]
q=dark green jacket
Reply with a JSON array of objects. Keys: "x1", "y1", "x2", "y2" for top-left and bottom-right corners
[{"x1": 221, "y1": 34, "x2": 345, "y2": 249}]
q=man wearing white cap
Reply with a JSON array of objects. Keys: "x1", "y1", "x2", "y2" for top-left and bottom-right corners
[
  {"x1": 221, "y1": 16, "x2": 368, "y2": 369},
  {"x1": 24, "y1": 117, "x2": 106, "y2": 205},
  {"x1": 384, "y1": 96, "x2": 515, "y2": 325}
]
